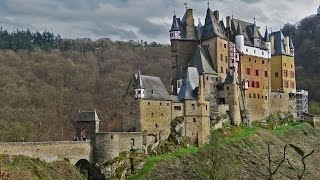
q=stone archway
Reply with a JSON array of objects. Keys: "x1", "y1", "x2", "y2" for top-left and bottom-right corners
[{"x1": 75, "y1": 159, "x2": 105, "y2": 180}]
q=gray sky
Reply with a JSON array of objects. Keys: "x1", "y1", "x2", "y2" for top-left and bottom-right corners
[{"x1": 0, "y1": 0, "x2": 318, "y2": 44}]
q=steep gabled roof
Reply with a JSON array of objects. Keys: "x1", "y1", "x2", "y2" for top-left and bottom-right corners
[
  {"x1": 201, "y1": 8, "x2": 227, "y2": 40},
  {"x1": 178, "y1": 67, "x2": 199, "y2": 100},
  {"x1": 270, "y1": 31, "x2": 289, "y2": 56},
  {"x1": 264, "y1": 26, "x2": 270, "y2": 42},
  {"x1": 191, "y1": 45, "x2": 217, "y2": 75},
  {"x1": 76, "y1": 111, "x2": 100, "y2": 122},
  {"x1": 134, "y1": 74, "x2": 171, "y2": 100},
  {"x1": 170, "y1": 14, "x2": 180, "y2": 32},
  {"x1": 231, "y1": 19, "x2": 269, "y2": 50}
]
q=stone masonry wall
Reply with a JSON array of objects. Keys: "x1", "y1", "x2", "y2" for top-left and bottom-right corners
[
  {"x1": 0, "y1": 141, "x2": 92, "y2": 165},
  {"x1": 140, "y1": 100, "x2": 172, "y2": 143},
  {"x1": 94, "y1": 132, "x2": 143, "y2": 164},
  {"x1": 270, "y1": 92, "x2": 296, "y2": 114}
]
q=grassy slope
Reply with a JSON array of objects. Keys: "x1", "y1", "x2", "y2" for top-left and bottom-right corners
[
  {"x1": 132, "y1": 123, "x2": 320, "y2": 180},
  {"x1": 0, "y1": 155, "x2": 84, "y2": 180}
]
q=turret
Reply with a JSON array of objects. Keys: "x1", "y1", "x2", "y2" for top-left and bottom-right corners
[
  {"x1": 235, "y1": 22, "x2": 245, "y2": 53},
  {"x1": 317, "y1": 5, "x2": 320, "y2": 16},
  {"x1": 134, "y1": 70, "x2": 145, "y2": 99},
  {"x1": 169, "y1": 12, "x2": 181, "y2": 40},
  {"x1": 264, "y1": 26, "x2": 271, "y2": 57},
  {"x1": 289, "y1": 37, "x2": 295, "y2": 56},
  {"x1": 251, "y1": 24, "x2": 260, "y2": 47}
]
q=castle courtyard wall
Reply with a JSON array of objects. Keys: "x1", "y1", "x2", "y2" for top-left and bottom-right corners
[{"x1": 0, "y1": 141, "x2": 92, "y2": 165}]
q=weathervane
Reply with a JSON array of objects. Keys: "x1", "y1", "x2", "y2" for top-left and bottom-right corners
[
  {"x1": 184, "y1": 2, "x2": 188, "y2": 9},
  {"x1": 254, "y1": 17, "x2": 256, "y2": 24}
]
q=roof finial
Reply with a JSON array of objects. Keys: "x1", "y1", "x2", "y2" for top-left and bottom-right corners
[
  {"x1": 184, "y1": 2, "x2": 188, "y2": 10},
  {"x1": 232, "y1": 11, "x2": 234, "y2": 19},
  {"x1": 174, "y1": 9, "x2": 176, "y2": 16},
  {"x1": 207, "y1": 0, "x2": 210, "y2": 8},
  {"x1": 254, "y1": 17, "x2": 256, "y2": 25}
]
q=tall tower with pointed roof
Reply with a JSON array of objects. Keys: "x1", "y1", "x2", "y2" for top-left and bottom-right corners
[
  {"x1": 134, "y1": 70, "x2": 145, "y2": 99},
  {"x1": 169, "y1": 13, "x2": 181, "y2": 41}
]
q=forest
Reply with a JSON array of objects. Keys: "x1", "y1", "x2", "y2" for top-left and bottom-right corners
[{"x1": 0, "y1": 14, "x2": 319, "y2": 141}]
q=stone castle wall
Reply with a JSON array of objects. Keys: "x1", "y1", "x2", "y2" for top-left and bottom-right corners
[
  {"x1": 270, "y1": 92, "x2": 295, "y2": 114},
  {"x1": 94, "y1": 132, "x2": 143, "y2": 164},
  {"x1": 140, "y1": 100, "x2": 172, "y2": 143},
  {"x1": 0, "y1": 141, "x2": 92, "y2": 165}
]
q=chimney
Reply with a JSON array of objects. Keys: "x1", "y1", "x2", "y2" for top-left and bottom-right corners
[
  {"x1": 213, "y1": 10, "x2": 219, "y2": 20},
  {"x1": 285, "y1": 36, "x2": 290, "y2": 54},
  {"x1": 226, "y1": 16, "x2": 231, "y2": 28}
]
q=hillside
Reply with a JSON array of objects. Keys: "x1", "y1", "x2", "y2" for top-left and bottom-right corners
[
  {"x1": 0, "y1": 15, "x2": 320, "y2": 142},
  {"x1": 132, "y1": 123, "x2": 320, "y2": 179},
  {"x1": 0, "y1": 155, "x2": 84, "y2": 180}
]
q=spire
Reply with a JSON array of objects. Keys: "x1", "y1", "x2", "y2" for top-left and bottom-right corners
[
  {"x1": 236, "y1": 21, "x2": 243, "y2": 36},
  {"x1": 264, "y1": 26, "x2": 270, "y2": 42},
  {"x1": 317, "y1": 5, "x2": 320, "y2": 16},
  {"x1": 252, "y1": 23, "x2": 259, "y2": 38},
  {"x1": 136, "y1": 69, "x2": 143, "y2": 89},
  {"x1": 170, "y1": 13, "x2": 180, "y2": 32},
  {"x1": 207, "y1": 0, "x2": 210, "y2": 9}
]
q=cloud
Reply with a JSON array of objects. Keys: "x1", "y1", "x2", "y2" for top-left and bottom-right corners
[{"x1": 0, "y1": 0, "x2": 318, "y2": 44}]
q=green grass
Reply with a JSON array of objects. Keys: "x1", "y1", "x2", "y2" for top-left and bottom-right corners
[
  {"x1": 271, "y1": 122, "x2": 303, "y2": 135},
  {"x1": 223, "y1": 126, "x2": 258, "y2": 144},
  {"x1": 127, "y1": 146, "x2": 199, "y2": 180}
]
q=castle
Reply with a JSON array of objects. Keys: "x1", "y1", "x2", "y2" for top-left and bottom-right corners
[{"x1": 74, "y1": 6, "x2": 298, "y2": 164}]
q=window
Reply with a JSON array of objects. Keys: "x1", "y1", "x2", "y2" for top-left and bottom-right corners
[
  {"x1": 148, "y1": 102, "x2": 151, "y2": 105},
  {"x1": 227, "y1": 87, "x2": 230, "y2": 91},
  {"x1": 255, "y1": 69, "x2": 259, "y2": 76},
  {"x1": 290, "y1": 71, "x2": 295, "y2": 78},
  {"x1": 221, "y1": 67, "x2": 224, "y2": 73},
  {"x1": 252, "y1": 81, "x2": 255, "y2": 88},
  {"x1": 256, "y1": 81, "x2": 260, "y2": 88},
  {"x1": 193, "y1": 118, "x2": 196, "y2": 122},
  {"x1": 155, "y1": 124, "x2": 158, "y2": 128},
  {"x1": 167, "y1": 103, "x2": 170, "y2": 106},
  {"x1": 151, "y1": 113, "x2": 154, "y2": 117},
  {"x1": 249, "y1": 58, "x2": 251, "y2": 62},
  {"x1": 284, "y1": 81, "x2": 289, "y2": 88},
  {"x1": 284, "y1": 63, "x2": 287, "y2": 67},
  {"x1": 284, "y1": 70, "x2": 288, "y2": 77},
  {"x1": 262, "y1": 52, "x2": 264, "y2": 55},
  {"x1": 206, "y1": 76, "x2": 209, "y2": 81},
  {"x1": 206, "y1": 105, "x2": 208, "y2": 110},
  {"x1": 220, "y1": 54, "x2": 223, "y2": 62},
  {"x1": 253, "y1": 94, "x2": 256, "y2": 98},
  {"x1": 265, "y1": 71, "x2": 268, "y2": 77},
  {"x1": 254, "y1": 50, "x2": 256, "y2": 53},
  {"x1": 111, "y1": 135, "x2": 114, "y2": 139},
  {"x1": 246, "y1": 49, "x2": 248, "y2": 52},
  {"x1": 258, "y1": 94, "x2": 260, "y2": 99},
  {"x1": 224, "y1": 44, "x2": 227, "y2": 48},
  {"x1": 125, "y1": 103, "x2": 128, "y2": 106},
  {"x1": 275, "y1": 72, "x2": 279, "y2": 77},
  {"x1": 151, "y1": 90, "x2": 155, "y2": 94},
  {"x1": 290, "y1": 82, "x2": 295, "y2": 88},
  {"x1": 160, "y1": 103, "x2": 162, "y2": 106},
  {"x1": 255, "y1": 60, "x2": 257, "y2": 63},
  {"x1": 225, "y1": 56, "x2": 228, "y2": 63},
  {"x1": 192, "y1": 104, "x2": 195, "y2": 110},
  {"x1": 161, "y1": 113, "x2": 164, "y2": 116},
  {"x1": 174, "y1": 106, "x2": 181, "y2": 111},
  {"x1": 262, "y1": 60, "x2": 265, "y2": 64},
  {"x1": 291, "y1": 65, "x2": 293, "y2": 68},
  {"x1": 246, "y1": 68, "x2": 251, "y2": 75},
  {"x1": 265, "y1": 96, "x2": 268, "y2": 100},
  {"x1": 249, "y1": 93, "x2": 252, "y2": 98}
]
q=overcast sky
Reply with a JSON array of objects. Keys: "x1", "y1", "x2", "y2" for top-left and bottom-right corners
[{"x1": 0, "y1": 0, "x2": 318, "y2": 44}]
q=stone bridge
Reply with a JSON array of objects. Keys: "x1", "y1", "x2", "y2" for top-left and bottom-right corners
[{"x1": 0, "y1": 141, "x2": 92, "y2": 165}]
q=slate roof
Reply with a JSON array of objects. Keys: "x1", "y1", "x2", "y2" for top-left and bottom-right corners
[
  {"x1": 231, "y1": 19, "x2": 269, "y2": 50},
  {"x1": 75, "y1": 111, "x2": 100, "y2": 122},
  {"x1": 263, "y1": 27, "x2": 270, "y2": 42},
  {"x1": 223, "y1": 69, "x2": 237, "y2": 84},
  {"x1": 170, "y1": 14, "x2": 180, "y2": 32},
  {"x1": 270, "y1": 31, "x2": 286, "y2": 55},
  {"x1": 201, "y1": 8, "x2": 227, "y2": 40},
  {"x1": 191, "y1": 45, "x2": 217, "y2": 75},
  {"x1": 178, "y1": 67, "x2": 199, "y2": 100},
  {"x1": 134, "y1": 74, "x2": 171, "y2": 100}
]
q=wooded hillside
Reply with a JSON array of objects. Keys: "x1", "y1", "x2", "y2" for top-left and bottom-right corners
[{"x1": 0, "y1": 14, "x2": 319, "y2": 141}]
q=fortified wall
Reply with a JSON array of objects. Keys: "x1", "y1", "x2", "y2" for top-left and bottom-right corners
[{"x1": 0, "y1": 141, "x2": 92, "y2": 165}]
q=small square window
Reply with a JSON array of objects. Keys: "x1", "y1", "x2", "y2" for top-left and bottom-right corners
[{"x1": 193, "y1": 118, "x2": 196, "y2": 122}]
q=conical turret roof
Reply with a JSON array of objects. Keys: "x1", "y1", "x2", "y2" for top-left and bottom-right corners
[
  {"x1": 170, "y1": 14, "x2": 180, "y2": 32},
  {"x1": 264, "y1": 26, "x2": 270, "y2": 42}
]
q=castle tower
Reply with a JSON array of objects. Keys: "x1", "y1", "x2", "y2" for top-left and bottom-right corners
[
  {"x1": 75, "y1": 110, "x2": 100, "y2": 140},
  {"x1": 169, "y1": 12, "x2": 181, "y2": 40},
  {"x1": 235, "y1": 22, "x2": 245, "y2": 53},
  {"x1": 197, "y1": 75, "x2": 210, "y2": 145},
  {"x1": 251, "y1": 23, "x2": 260, "y2": 47},
  {"x1": 134, "y1": 70, "x2": 145, "y2": 99},
  {"x1": 170, "y1": 8, "x2": 199, "y2": 95},
  {"x1": 264, "y1": 26, "x2": 271, "y2": 55}
]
